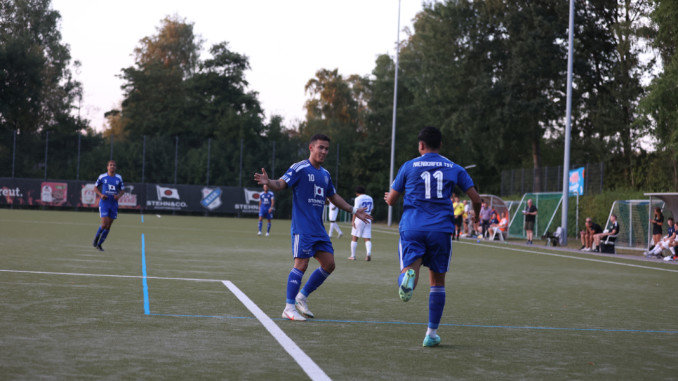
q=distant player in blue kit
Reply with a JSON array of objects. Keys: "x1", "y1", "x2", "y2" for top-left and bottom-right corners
[
  {"x1": 385, "y1": 127, "x2": 481, "y2": 347},
  {"x1": 254, "y1": 134, "x2": 373, "y2": 321},
  {"x1": 257, "y1": 184, "x2": 275, "y2": 236},
  {"x1": 92, "y1": 160, "x2": 125, "y2": 251}
]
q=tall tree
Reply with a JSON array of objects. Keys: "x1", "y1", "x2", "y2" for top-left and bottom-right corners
[
  {"x1": 640, "y1": 0, "x2": 678, "y2": 189},
  {"x1": 0, "y1": 0, "x2": 81, "y2": 134}
]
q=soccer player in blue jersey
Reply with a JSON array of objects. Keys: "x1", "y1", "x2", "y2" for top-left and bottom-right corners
[
  {"x1": 257, "y1": 184, "x2": 275, "y2": 236},
  {"x1": 385, "y1": 126, "x2": 481, "y2": 347},
  {"x1": 254, "y1": 134, "x2": 373, "y2": 321},
  {"x1": 92, "y1": 160, "x2": 125, "y2": 251}
]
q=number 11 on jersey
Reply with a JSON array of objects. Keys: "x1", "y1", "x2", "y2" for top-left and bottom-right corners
[{"x1": 421, "y1": 170, "x2": 443, "y2": 199}]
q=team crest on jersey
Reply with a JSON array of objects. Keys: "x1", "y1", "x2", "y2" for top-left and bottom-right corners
[{"x1": 314, "y1": 184, "x2": 324, "y2": 198}]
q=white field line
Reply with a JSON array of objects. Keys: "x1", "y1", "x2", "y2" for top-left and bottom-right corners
[
  {"x1": 221, "y1": 281, "x2": 331, "y2": 381},
  {"x1": 1, "y1": 268, "x2": 331, "y2": 379},
  {"x1": 0, "y1": 268, "x2": 224, "y2": 282},
  {"x1": 368, "y1": 228, "x2": 678, "y2": 273}
]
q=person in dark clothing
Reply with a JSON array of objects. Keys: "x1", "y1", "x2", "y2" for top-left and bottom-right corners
[
  {"x1": 579, "y1": 217, "x2": 602, "y2": 251},
  {"x1": 650, "y1": 207, "x2": 664, "y2": 249}
]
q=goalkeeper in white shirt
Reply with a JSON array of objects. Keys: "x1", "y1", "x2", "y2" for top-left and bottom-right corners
[
  {"x1": 350, "y1": 186, "x2": 374, "y2": 261},
  {"x1": 328, "y1": 202, "x2": 343, "y2": 238}
]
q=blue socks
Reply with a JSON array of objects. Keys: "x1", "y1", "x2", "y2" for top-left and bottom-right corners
[
  {"x1": 428, "y1": 286, "x2": 446, "y2": 329},
  {"x1": 286, "y1": 268, "x2": 304, "y2": 304},
  {"x1": 94, "y1": 227, "x2": 103, "y2": 245},
  {"x1": 397, "y1": 271, "x2": 406, "y2": 286},
  {"x1": 286, "y1": 267, "x2": 332, "y2": 304},
  {"x1": 267, "y1": 222, "x2": 271, "y2": 233},
  {"x1": 258, "y1": 221, "x2": 263, "y2": 232},
  {"x1": 300, "y1": 267, "x2": 330, "y2": 298},
  {"x1": 98, "y1": 229, "x2": 110, "y2": 245}
]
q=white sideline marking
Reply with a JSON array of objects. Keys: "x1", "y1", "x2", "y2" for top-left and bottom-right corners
[
  {"x1": 456, "y1": 241, "x2": 678, "y2": 273},
  {"x1": 221, "y1": 280, "x2": 331, "y2": 381},
  {"x1": 369, "y1": 228, "x2": 678, "y2": 273},
  {"x1": 0, "y1": 269, "x2": 225, "y2": 282}
]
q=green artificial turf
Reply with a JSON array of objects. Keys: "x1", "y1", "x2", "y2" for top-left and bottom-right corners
[{"x1": 1, "y1": 209, "x2": 676, "y2": 380}]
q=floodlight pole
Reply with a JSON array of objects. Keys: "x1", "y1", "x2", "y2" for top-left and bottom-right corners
[
  {"x1": 560, "y1": 0, "x2": 575, "y2": 246},
  {"x1": 388, "y1": 0, "x2": 401, "y2": 227}
]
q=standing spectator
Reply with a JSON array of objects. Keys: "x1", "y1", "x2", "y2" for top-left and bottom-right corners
[
  {"x1": 522, "y1": 199, "x2": 538, "y2": 245},
  {"x1": 462, "y1": 200, "x2": 470, "y2": 237},
  {"x1": 650, "y1": 207, "x2": 664, "y2": 249},
  {"x1": 592, "y1": 214, "x2": 620, "y2": 252},
  {"x1": 453, "y1": 195, "x2": 464, "y2": 240},
  {"x1": 479, "y1": 200, "x2": 492, "y2": 239}
]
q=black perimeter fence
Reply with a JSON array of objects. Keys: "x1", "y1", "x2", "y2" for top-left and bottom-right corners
[
  {"x1": 500, "y1": 162, "x2": 604, "y2": 198},
  {"x1": 0, "y1": 129, "x2": 404, "y2": 221}
]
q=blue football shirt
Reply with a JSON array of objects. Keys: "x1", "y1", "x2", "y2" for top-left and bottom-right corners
[
  {"x1": 281, "y1": 160, "x2": 336, "y2": 236},
  {"x1": 259, "y1": 191, "x2": 274, "y2": 207},
  {"x1": 391, "y1": 153, "x2": 474, "y2": 233},
  {"x1": 95, "y1": 173, "x2": 124, "y2": 205}
]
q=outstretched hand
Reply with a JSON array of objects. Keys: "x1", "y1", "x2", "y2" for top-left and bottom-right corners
[
  {"x1": 354, "y1": 207, "x2": 373, "y2": 224},
  {"x1": 254, "y1": 168, "x2": 269, "y2": 185}
]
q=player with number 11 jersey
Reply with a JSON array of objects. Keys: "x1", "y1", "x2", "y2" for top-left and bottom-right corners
[{"x1": 392, "y1": 154, "x2": 474, "y2": 234}]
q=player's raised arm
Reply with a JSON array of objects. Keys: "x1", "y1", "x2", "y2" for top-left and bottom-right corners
[
  {"x1": 254, "y1": 168, "x2": 287, "y2": 191},
  {"x1": 329, "y1": 193, "x2": 373, "y2": 223}
]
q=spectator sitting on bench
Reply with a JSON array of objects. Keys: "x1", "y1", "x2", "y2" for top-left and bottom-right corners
[
  {"x1": 489, "y1": 211, "x2": 509, "y2": 239},
  {"x1": 645, "y1": 217, "x2": 675, "y2": 259},
  {"x1": 592, "y1": 214, "x2": 620, "y2": 253},
  {"x1": 667, "y1": 219, "x2": 678, "y2": 261},
  {"x1": 579, "y1": 217, "x2": 603, "y2": 251}
]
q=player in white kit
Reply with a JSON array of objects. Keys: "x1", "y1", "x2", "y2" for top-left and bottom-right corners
[
  {"x1": 350, "y1": 186, "x2": 374, "y2": 261},
  {"x1": 328, "y1": 202, "x2": 343, "y2": 238}
]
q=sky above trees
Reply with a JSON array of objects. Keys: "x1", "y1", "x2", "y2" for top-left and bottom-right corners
[{"x1": 50, "y1": 0, "x2": 424, "y2": 130}]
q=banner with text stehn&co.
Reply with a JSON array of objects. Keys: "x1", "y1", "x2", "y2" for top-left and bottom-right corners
[{"x1": 0, "y1": 178, "x2": 261, "y2": 215}]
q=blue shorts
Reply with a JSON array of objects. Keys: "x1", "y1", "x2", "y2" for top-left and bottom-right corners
[
  {"x1": 259, "y1": 207, "x2": 273, "y2": 220},
  {"x1": 398, "y1": 230, "x2": 453, "y2": 273},
  {"x1": 292, "y1": 234, "x2": 334, "y2": 259},
  {"x1": 99, "y1": 201, "x2": 118, "y2": 219}
]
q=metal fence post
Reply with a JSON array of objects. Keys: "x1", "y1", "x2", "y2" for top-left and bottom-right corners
[
  {"x1": 206, "y1": 137, "x2": 211, "y2": 186},
  {"x1": 44, "y1": 131, "x2": 49, "y2": 180},
  {"x1": 11, "y1": 129, "x2": 16, "y2": 178},
  {"x1": 141, "y1": 135, "x2": 146, "y2": 183},
  {"x1": 238, "y1": 138, "x2": 243, "y2": 187},
  {"x1": 76, "y1": 133, "x2": 81, "y2": 180},
  {"x1": 271, "y1": 140, "x2": 275, "y2": 179},
  {"x1": 335, "y1": 143, "x2": 340, "y2": 190},
  {"x1": 174, "y1": 136, "x2": 179, "y2": 185}
]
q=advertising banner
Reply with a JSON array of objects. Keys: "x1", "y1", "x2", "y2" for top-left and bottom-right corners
[
  {"x1": 0, "y1": 177, "x2": 262, "y2": 215},
  {"x1": 568, "y1": 167, "x2": 585, "y2": 196}
]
